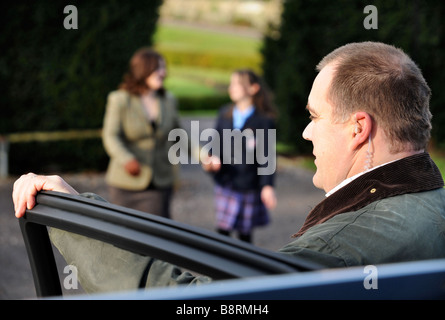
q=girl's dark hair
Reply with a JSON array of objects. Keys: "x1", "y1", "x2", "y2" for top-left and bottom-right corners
[
  {"x1": 119, "y1": 47, "x2": 165, "y2": 96},
  {"x1": 234, "y1": 69, "x2": 277, "y2": 118}
]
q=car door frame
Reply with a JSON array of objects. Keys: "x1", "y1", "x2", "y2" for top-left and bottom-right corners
[{"x1": 19, "y1": 191, "x2": 322, "y2": 298}]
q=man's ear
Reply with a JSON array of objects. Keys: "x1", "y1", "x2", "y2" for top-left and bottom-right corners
[{"x1": 351, "y1": 111, "x2": 372, "y2": 150}]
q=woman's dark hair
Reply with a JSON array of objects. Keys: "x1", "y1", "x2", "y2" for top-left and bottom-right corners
[{"x1": 119, "y1": 47, "x2": 165, "y2": 96}]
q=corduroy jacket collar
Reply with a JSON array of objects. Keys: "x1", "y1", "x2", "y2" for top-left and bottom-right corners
[{"x1": 294, "y1": 152, "x2": 444, "y2": 237}]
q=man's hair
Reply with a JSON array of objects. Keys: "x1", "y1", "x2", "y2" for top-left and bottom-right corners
[{"x1": 317, "y1": 41, "x2": 432, "y2": 153}]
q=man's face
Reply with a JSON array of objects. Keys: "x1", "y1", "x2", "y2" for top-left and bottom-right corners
[{"x1": 303, "y1": 65, "x2": 354, "y2": 193}]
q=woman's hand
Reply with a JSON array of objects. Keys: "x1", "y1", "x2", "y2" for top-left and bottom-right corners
[
  {"x1": 124, "y1": 159, "x2": 141, "y2": 176},
  {"x1": 12, "y1": 173, "x2": 79, "y2": 218}
]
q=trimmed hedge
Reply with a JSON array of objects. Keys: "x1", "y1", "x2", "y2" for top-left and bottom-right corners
[
  {"x1": 1, "y1": 1, "x2": 162, "y2": 133},
  {"x1": 9, "y1": 139, "x2": 109, "y2": 175},
  {"x1": 178, "y1": 95, "x2": 231, "y2": 112},
  {"x1": 2, "y1": 1, "x2": 162, "y2": 174},
  {"x1": 162, "y1": 50, "x2": 262, "y2": 73}
]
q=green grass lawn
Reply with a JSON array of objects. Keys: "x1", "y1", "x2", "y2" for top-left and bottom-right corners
[
  {"x1": 153, "y1": 24, "x2": 262, "y2": 57},
  {"x1": 153, "y1": 23, "x2": 262, "y2": 100},
  {"x1": 164, "y1": 65, "x2": 230, "y2": 98}
]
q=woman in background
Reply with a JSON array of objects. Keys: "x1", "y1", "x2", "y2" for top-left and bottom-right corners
[
  {"x1": 102, "y1": 48, "x2": 180, "y2": 218},
  {"x1": 202, "y1": 69, "x2": 277, "y2": 243}
]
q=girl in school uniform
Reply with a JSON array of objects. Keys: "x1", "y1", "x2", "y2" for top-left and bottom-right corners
[{"x1": 202, "y1": 69, "x2": 277, "y2": 243}]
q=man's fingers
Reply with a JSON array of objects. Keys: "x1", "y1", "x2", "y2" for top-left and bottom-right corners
[
  {"x1": 13, "y1": 173, "x2": 39, "y2": 218},
  {"x1": 13, "y1": 173, "x2": 80, "y2": 219}
]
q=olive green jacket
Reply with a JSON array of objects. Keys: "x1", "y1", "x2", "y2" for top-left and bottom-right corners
[{"x1": 102, "y1": 89, "x2": 180, "y2": 190}]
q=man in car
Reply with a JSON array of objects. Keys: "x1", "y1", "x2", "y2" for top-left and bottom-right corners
[{"x1": 13, "y1": 41, "x2": 445, "y2": 293}]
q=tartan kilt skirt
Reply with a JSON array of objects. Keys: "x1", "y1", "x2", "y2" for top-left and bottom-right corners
[{"x1": 214, "y1": 184, "x2": 270, "y2": 234}]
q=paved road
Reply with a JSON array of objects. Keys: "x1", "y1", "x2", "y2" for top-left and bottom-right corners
[{"x1": 0, "y1": 117, "x2": 325, "y2": 299}]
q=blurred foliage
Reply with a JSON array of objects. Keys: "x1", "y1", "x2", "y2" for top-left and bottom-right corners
[
  {"x1": 8, "y1": 1, "x2": 445, "y2": 173},
  {"x1": 1, "y1": 0, "x2": 162, "y2": 173},
  {"x1": 154, "y1": 24, "x2": 262, "y2": 72},
  {"x1": 8, "y1": 139, "x2": 109, "y2": 174},
  {"x1": 162, "y1": 50, "x2": 261, "y2": 73},
  {"x1": 262, "y1": 0, "x2": 445, "y2": 153},
  {"x1": 1, "y1": 0, "x2": 162, "y2": 133},
  {"x1": 154, "y1": 23, "x2": 261, "y2": 114},
  {"x1": 179, "y1": 95, "x2": 231, "y2": 113}
]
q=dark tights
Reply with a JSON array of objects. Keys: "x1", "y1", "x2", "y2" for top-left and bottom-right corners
[{"x1": 217, "y1": 228, "x2": 252, "y2": 243}]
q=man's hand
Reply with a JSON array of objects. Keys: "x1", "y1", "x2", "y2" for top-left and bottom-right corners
[{"x1": 13, "y1": 173, "x2": 79, "y2": 218}]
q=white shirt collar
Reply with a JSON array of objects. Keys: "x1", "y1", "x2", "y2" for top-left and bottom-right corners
[{"x1": 325, "y1": 159, "x2": 399, "y2": 197}]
